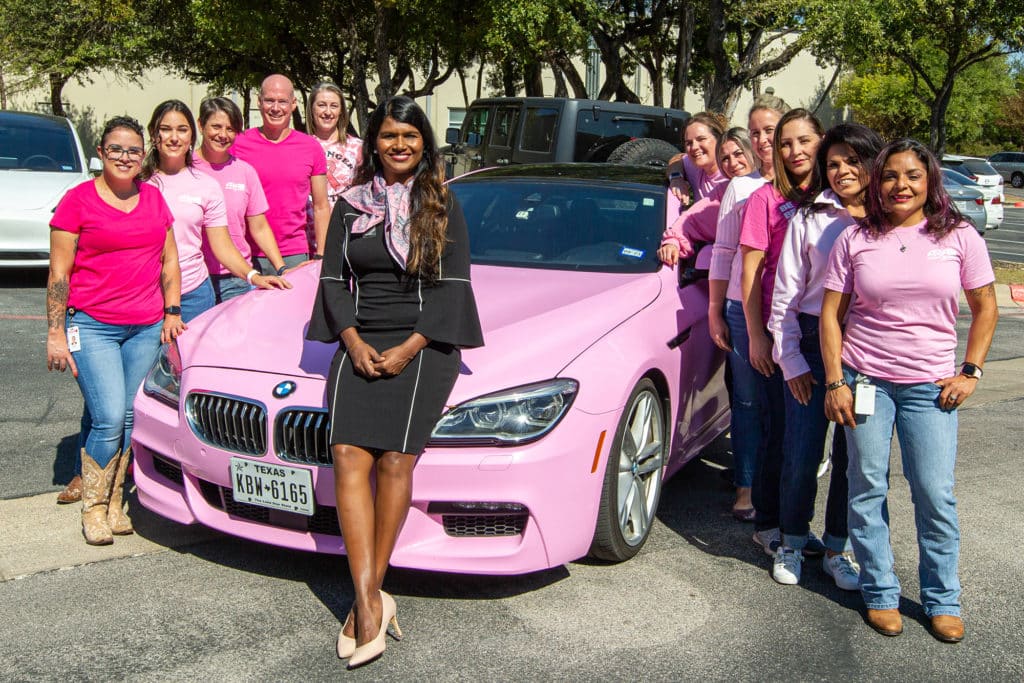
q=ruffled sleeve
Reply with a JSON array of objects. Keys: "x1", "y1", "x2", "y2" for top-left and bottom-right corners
[
  {"x1": 413, "y1": 194, "x2": 484, "y2": 349},
  {"x1": 305, "y1": 201, "x2": 358, "y2": 342}
]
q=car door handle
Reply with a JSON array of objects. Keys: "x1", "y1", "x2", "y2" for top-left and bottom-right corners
[
  {"x1": 496, "y1": 158, "x2": 510, "y2": 165},
  {"x1": 471, "y1": 154, "x2": 483, "y2": 162},
  {"x1": 667, "y1": 326, "x2": 693, "y2": 349}
]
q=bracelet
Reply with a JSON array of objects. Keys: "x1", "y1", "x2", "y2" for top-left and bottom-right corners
[
  {"x1": 245, "y1": 269, "x2": 259, "y2": 284},
  {"x1": 312, "y1": 254, "x2": 323, "y2": 260},
  {"x1": 275, "y1": 265, "x2": 287, "y2": 276},
  {"x1": 825, "y1": 378, "x2": 847, "y2": 392}
]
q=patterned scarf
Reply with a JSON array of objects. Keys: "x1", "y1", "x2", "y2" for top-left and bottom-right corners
[{"x1": 342, "y1": 173, "x2": 414, "y2": 270}]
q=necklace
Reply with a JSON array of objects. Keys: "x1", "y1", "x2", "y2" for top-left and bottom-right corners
[{"x1": 892, "y1": 230, "x2": 908, "y2": 252}]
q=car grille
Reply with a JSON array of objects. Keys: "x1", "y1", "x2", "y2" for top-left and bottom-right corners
[
  {"x1": 152, "y1": 454, "x2": 185, "y2": 487},
  {"x1": 186, "y1": 392, "x2": 267, "y2": 456},
  {"x1": 442, "y1": 514, "x2": 528, "y2": 537},
  {"x1": 275, "y1": 409, "x2": 332, "y2": 466}
]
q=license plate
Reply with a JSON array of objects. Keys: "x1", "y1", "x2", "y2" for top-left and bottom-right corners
[
  {"x1": 230, "y1": 457, "x2": 314, "y2": 515},
  {"x1": 955, "y1": 201, "x2": 968, "y2": 211}
]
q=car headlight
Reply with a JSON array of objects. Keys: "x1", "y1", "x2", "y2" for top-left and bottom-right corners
[
  {"x1": 430, "y1": 379, "x2": 578, "y2": 446},
  {"x1": 143, "y1": 342, "x2": 182, "y2": 408}
]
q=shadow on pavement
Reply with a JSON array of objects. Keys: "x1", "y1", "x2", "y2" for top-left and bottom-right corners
[{"x1": 52, "y1": 433, "x2": 79, "y2": 487}]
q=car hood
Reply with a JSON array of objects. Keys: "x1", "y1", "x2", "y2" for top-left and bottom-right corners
[
  {"x1": 179, "y1": 262, "x2": 662, "y2": 403},
  {"x1": 0, "y1": 171, "x2": 87, "y2": 211}
]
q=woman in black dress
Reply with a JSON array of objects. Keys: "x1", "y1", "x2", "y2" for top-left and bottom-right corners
[{"x1": 307, "y1": 96, "x2": 483, "y2": 669}]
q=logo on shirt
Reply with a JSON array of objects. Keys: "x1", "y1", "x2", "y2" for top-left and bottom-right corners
[
  {"x1": 179, "y1": 194, "x2": 203, "y2": 205},
  {"x1": 224, "y1": 182, "x2": 247, "y2": 192},
  {"x1": 927, "y1": 247, "x2": 959, "y2": 261}
]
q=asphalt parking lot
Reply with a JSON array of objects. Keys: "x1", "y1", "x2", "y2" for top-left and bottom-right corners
[{"x1": 2, "y1": 267, "x2": 1023, "y2": 681}]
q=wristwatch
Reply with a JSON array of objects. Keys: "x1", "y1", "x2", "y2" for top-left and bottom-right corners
[
  {"x1": 825, "y1": 378, "x2": 847, "y2": 391},
  {"x1": 164, "y1": 306, "x2": 182, "y2": 316},
  {"x1": 960, "y1": 362, "x2": 983, "y2": 379}
]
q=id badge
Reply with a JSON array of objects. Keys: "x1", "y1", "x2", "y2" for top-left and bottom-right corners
[
  {"x1": 67, "y1": 325, "x2": 81, "y2": 352},
  {"x1": 854, "y1": 380, "x2": 876, "y2": 415}
]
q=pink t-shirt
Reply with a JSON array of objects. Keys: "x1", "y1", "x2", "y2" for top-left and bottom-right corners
[
  {"x1": 231, "y1": 127, "x2": 327, "y2": 257},
  {"x1": 661, "y1": 182, "x2": 728, "y2": 257},
  {"x1": 194, "y1": 155, "x2": 269, "y2": 275},
  {"x1": 50, "y1": 180, "x2": 173, "y2": 325},
  {"x1": 146, "y1": 168, "x2": 227, "y2": 294},
  {"x1": 739, "y1": 183, "x2": 798, "y2": 323},
  {"x1": 666, "y1": 155, "x2": 729, "y2": 219},
  {"x1": 824, "y1": 221, "x2": 995, "y2": 382}
]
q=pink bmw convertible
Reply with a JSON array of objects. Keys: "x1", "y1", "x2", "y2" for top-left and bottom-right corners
[{"x1": 132, "y1": 164, "x2": 729, "y2": 574}]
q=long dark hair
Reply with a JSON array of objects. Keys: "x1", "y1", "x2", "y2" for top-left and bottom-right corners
[
  {"x1": 355, "y1": 96, "x2": 448, "y2": 280},
  {"x1": 771, "y1": 108, "x2": 824, "y2": 202},
  {"x1": 140, "y1": 99, "x2": 197, "y2": 181},
  {"x1": 861, "y1": 138, "x2": 962, "y2": 239},
  {"x1": 803, "y1": 123, "x2": 884, "y2": 212}
]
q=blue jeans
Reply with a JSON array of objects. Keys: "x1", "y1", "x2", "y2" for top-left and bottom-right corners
[
  {"x1": 68, "y1": 311, "x2": 163, "y2": 467},
  {"x1": 181, "y1": 278, "x2": 216, "y2": 323},
  {"x1": 723, "y1": 299, "x2": 761, "y2": 489},
  {"x1": 841, "y1": 367, "x2": 961, "y2": 617},
  {"x1": 211, "y1": 274, "x2": 252, "y2": 304},
  {"x1": 780, "y1": 313, "x2": 849, "y2": 552}
]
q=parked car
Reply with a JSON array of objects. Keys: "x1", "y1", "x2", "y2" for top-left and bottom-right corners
[
  {"x1": 987, "y1": 151, "x2": 1024, "y2": 189},
  {"x1": 443, "y1": 97, "x2": 689, "y2": 178},
  {"x1": 940, "y1": 155, "x2": 1003, "y2": 229},
  {"x1": 131, "y1": 164, "x2": 729, "y2": 574},
  {"x1": 941, "y1": 169, "x2": 988, "y2": 234},
  {"x1": 0, "y1": 111, "x2": 98, "y2": 267}
]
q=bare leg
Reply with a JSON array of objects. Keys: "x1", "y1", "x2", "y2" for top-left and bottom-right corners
[
  {"x1": 372, "y1": 451, "x2": 418, "y2": 588},
  {"x1": 333, "y1": 443, "x2": 382, "y2": 645}
]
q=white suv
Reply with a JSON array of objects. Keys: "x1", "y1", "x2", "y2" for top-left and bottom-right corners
[{"x1": 941, "y1": 155, "x2": 1003, "y2": 230}]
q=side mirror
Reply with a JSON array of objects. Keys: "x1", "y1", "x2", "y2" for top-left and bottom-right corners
[
  {"x1": 445, "y1": 127, "x2": 460, "y2": 145},
  {"x1": 88, "y1": 157, "x2": 102, "y2": 174}
]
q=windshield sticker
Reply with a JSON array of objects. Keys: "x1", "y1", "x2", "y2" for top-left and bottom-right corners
[
  {"x1": 642, "y1": 197, "x2": 655, "y2": 207},
  {"x1": 620, "y1": 247, "x2": 644, "y2": 259},
  {"x1": 515, "y1": 209, "x2": 531, "y2": 220}
]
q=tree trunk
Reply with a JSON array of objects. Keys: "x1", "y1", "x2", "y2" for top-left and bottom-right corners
[
  {"x1": 671, "y1": 1, "x2": 695, "y2": 110},
  {"x1": 501, "y1": 58, "x2": 517, "y2": 96},
  {"x1": 373, "y1": 3, "x2": 393, "y2": 102},
  {"x1": 242, "y1": 88, "x2": 252, "y2": 129},
  {"x1": 552, "y1": 64, "x2": 567, "y2": 98},
  {"x1": 350, "y1": 36, "x2": 373, "y2": 131},
  {"x1": 49, "y1": 72, "x2": 68, "y2": 117},
  {"x1": 457, "y1": 66, "x2": 470, "y2": 108},
  {"x1": 1, "y1": 67, "x2": 8, "y2": 110},
  {"x1": 524, "y1": 61, "x2": 544, "y2": 96},
  {"x1": 476, "y1": 60, "x2": 484, "y2": 101},
  {"x1": 552, "y1": 52, "x2": 589, "y2": 98},
  {"x1": 930, "y1": 76, "x2": 957, "y2": 156}
]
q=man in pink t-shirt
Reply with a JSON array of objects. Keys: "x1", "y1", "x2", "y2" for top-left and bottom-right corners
[{"x1": 231, "y1": 74, "x2": 329, "y2": 270}]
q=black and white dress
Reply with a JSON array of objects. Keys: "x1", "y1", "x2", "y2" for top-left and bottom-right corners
[{"x1": 306, "y1": 194, "x2": 483, "y2": 454}]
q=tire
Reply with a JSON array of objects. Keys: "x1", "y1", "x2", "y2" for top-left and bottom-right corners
[
  {"x1": 607, "y1": 138, "x2": 680, "y2": 170},
  {"x1": 1012, "y1": 172, "x2": 1024, "y2": 189},
  {"x1": 589, "y1": 378, "x2": 667, "y2": 562}
]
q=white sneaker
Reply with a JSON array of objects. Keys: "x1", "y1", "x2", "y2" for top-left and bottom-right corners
[
  {"x1": 822, "y1": 552, "x2": 860, "y2": 591},
  {"x1": 772, "y1": 546, "x2": 802, "y2": 585},
  {"x1": 752, "y1": 528, "x2": 781, "y2": 556}
]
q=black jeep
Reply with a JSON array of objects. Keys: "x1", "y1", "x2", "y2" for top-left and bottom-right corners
[{"x1": 443, "y1": 97, "x2": 689, "y2": 178}]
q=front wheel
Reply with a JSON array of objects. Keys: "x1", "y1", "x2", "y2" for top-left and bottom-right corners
[
  {"x1": 1012, "y1": 172, "x2": 1024, "y2": 189},
  {"x1": 589, "y1": 378, "x2": 666, "y2": 561}
]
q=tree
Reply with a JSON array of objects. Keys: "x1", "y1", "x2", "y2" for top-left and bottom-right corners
[
  {"x1": 0, "y1": 0, "x2": 149, "y2": 116},
  {"x1": 821, "y1": 0, "x2": 1024, "y2": 155}
]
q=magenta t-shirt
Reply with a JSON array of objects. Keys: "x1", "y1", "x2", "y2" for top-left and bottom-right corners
[
  {"x1": 824, "y1": 221, "x2": 995, "y2": 382},
  {"x1": 146, "y1": 168, "x2": 227, "y2": 294},
  {"x1": 194, "y1": 155, "x2": 269, "y2": 275},
  {"x1": 50, "y1": 180, "x2": 173, "y2": 325},
  {"x1": 231, "y1": 127, "x2": 327, "y2": 257},
  {"x1": 739, "y1": 183, "x2": 798, "y2": 323}
]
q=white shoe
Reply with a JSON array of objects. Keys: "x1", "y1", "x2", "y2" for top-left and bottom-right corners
[
  {"x1": 752, "y1": 528, "x2": 781, "y2": 556},
  {"x1": 822, "y1": 552, "x2": 860, "y2": 591},
  {"x1": 772, "y1": 546, "x2": 802, "y2": 585}
]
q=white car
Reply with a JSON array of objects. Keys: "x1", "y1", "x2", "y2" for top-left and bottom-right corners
[
  {"x1": 940, "y1": 155, "x2": 1003, "y2": 230},
  {"x1": 0, "y1": 111, "x2": 98, "y2": 267}
]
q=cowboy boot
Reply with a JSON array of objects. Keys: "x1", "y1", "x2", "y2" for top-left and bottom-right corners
[
  {"x1": 107, "y1": 449, "x2": 134, "y2": 535},
  {"x1": 81, "y1": 450, "x2": 117, "y2": 545}
]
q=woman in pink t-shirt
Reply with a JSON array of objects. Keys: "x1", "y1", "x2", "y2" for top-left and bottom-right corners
[
  {"x1": 46, "y1": 115, "x2": 186, "y2": 545},
  {"x1": 195, "y1": 97, "x2": 292, "y2": 303},
  {"x1": 821, "y1": 139, "x2": 998, "y2": 642},
  {"x1": 739, "y1": 108, "x2": 824, "y2": 556},
  {"x1": 141, "y1": 100, "x2": 289, "y2": 321},
  {"x1": 666, "y1": 112, "x2": 729, "y2": 215}
]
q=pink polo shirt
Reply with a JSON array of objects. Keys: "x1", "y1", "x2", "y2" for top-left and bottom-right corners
[
  {"x1": 193, "y1": 155, "x2": 269, "y2": 275},
  {"x1": 739, "y1": 183, "x2": 798, "y2": 323},
  {"x1": 51, "y1": 180, "x2": 173, "y2": 325},
  {"x1": 231, "y1": 127, "x2": 327, "y2": 257},
  {"x1": 146, "y1": 168, "x2": 228, "y2": 294},
  {"x1": 824, "y1": 221, "x2": 995, "y2": 382}
]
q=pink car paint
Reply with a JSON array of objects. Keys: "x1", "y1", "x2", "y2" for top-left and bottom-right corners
[{"x1": 132, "y1": 254, "x2": 728, "y2": 574}]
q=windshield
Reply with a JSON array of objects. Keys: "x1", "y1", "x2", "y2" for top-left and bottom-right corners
[
  {"x1": 0, "y1": 117, "x2": 82, "y2": 172},
  {"x1": 451, "y1": 178, "x2": 665, "y2": 273}
]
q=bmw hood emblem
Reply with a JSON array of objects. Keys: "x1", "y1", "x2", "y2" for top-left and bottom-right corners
[{"x1": 273, "y1": 381, "x2": 297, "y2": 399}]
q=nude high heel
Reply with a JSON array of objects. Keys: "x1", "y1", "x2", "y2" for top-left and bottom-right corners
[
  {"x1": 347, "y1": 591, "x2": 401, "y2": 669},
  {"x1": 336, "y1": 610, "x2": 356, "y2": 659}
]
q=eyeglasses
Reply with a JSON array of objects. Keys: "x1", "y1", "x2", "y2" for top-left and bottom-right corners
[{"x1": 104, "y1": 145, "x2": 145, "y2": 160}]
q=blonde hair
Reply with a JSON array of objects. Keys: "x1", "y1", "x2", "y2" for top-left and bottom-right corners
[{"x1": 306, "y1": 82, "x2": 351, "y2": 141}]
